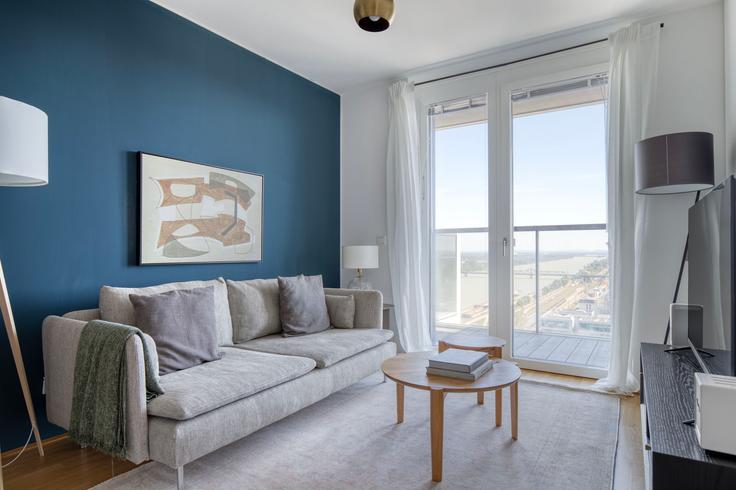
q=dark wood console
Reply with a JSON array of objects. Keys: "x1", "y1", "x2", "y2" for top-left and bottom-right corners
[{"x1": 640, "y1": 342, "x2": 736, "y2": 489}]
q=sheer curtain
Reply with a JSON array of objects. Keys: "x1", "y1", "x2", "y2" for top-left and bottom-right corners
[
  {"x1": 386, "y1": 80, "x2": 433, "y2": 352},
  {"x1": 595, "y1": 23, "x2": 660, "y2": 394}
]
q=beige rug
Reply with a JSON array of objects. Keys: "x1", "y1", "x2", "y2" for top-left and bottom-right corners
[{"x1": 97, "y1": 374, "x2": 620, "y2": 490}]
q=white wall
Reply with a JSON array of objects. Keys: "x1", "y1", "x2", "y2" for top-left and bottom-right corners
[
  {"x1": 340, "y1": 80, "x2": 392, "y2": 300},
  {"x1": 635, "y1": 3, "x2": 725, "y2": 343},
  {"x1": 341, "y1": 2, "x2": 726, "y2": 344},
  {"x1": 727, "y1": 0, "x2": 736, "y2": 174}
]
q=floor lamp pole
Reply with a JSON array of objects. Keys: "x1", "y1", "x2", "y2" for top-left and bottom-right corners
[
  {"x1": 663, "y1": 190, "x2": 701, "y2": 344},
  {"x1": 0, "y1": 259, "x2": 44, "y2": 457}
]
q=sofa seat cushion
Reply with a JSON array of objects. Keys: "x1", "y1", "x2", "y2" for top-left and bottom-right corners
[
  {"x1": 234, "y1": 328, "x2": 394, "y2": 368},
  {"x1": 147, "y1": 347, "x2": 316, "y2": 420}
]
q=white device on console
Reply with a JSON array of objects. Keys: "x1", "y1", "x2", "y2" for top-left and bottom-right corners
[{"x1": 695, "y1": 372, "x2": 736, "y2": 455}]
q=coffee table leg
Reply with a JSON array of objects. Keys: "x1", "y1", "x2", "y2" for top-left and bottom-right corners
[
  {"x1": 430, "y1": 390, "x2": 444, "y2": 482},
  {"x1": 396, "y1": 383, "x2": 404, "y2": 424},
  {"x1": 477, "y1": 391, "x2": 484, "y2": 405},
  {"x1": 495, "y1": 389, "x2": 502, "y2": 427},
  {"x1": 511, "y1": 382, "x2": 519, "y2": 440}
]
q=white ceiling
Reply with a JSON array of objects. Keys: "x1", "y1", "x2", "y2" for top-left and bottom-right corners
[{"x1": 152, "y1": 0, "x2": 714, "y2": 93}]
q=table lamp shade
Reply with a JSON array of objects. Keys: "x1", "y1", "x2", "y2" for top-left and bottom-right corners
[
  {"x1": 635, "y1": 131, "x2": 713, "y2": 195},
  {"x1": 342, "y1": 245, "x2": 379, "y2": 269},
  {"x1": 0, "y1": 96, "x2": 48, "y2": 186}
]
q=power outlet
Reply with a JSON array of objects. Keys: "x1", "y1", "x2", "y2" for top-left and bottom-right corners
[{"x1": 376, "y1": 235, "x2": 387, "y2": 246}]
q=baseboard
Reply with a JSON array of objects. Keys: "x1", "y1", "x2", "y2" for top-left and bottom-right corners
[{"x1": 1, "y1": 433, "x2": 67, "y2": 459}]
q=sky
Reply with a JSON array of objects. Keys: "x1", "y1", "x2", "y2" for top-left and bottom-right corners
[{"x1": 433, "y1": 102, "x2": 608, "y2": 253}]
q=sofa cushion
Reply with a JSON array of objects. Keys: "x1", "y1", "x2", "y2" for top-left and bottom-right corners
[
  {"x1": 234, "y1": 328, "x2": 394, "y2": 368},
  {"x1": 325, "y1": 294, "x2": 355, "y2": 328},
  {"x1": 130, "y1": 287, "x2": 221, "y2": 375},
  {"x1": 100, "y1": 278, "x2": 233, "y2": 346},
  {"x1": 147, "y1": 347, "x2": 316, "y2": 420},
  {"x1": 226, "y1": 278, "x2": 281, "y2": 342},
  {"x1": 278, "y1": 274, "x2": 330, "y2": 337}
]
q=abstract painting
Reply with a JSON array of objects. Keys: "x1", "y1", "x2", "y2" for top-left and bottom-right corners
[{"x1": 139, "y1": 153, "x2": 263, "y2": 264}]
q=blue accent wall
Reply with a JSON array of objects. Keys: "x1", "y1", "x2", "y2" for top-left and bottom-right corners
[{"x1": 0, "y1": 0, "x2": 340, "y2": 448}]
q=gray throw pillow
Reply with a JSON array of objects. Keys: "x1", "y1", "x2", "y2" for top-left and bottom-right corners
[
  {"x1": 130, "y1": 286, "x2": 222, "y2": 375},
  {"x1": 325, "y1": 294, "x2": 355, "y2": 328},
  {"x1": 278, "y1": 275, "x2": 330, "y2": 337},
  {"x1": 226, "y1": 278, "x2": 282, "y2": 342}
]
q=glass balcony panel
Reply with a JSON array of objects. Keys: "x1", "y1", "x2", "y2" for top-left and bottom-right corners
[
  {"x1": 537, "y1": 229, "x2": 610, "y2": 339},
  {"x1": 512, "y1": 231, "x2": 537, "y2": 333},
  {"x1": 434, "y1": 232, "x2": 488, "y2": 333}
]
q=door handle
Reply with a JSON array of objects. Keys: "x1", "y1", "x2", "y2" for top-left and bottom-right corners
[{"x1": 502, "y1": 237, "x2": 508, "y2": 256}]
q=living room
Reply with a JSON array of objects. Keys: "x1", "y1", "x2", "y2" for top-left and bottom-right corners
[{"x1": 1, "y1": 0, "x2": 736, "y2": 488}]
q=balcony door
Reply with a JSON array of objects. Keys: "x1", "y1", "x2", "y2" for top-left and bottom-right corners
[
  {"x1": 508, "y1": 72, "x2": 610, "y2": 377},
  {"x1": 418, "y1": 49, "x2": 611, "y2": 377},
  {"x1": 418, "y1": 75, "x2": 498, "y2": 343},
  {"x1": 430, "y1": 94, "x2": 490, "y2": 338}
]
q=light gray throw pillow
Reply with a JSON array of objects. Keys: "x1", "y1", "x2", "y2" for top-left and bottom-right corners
[
  {"x1": 325, "y1": 294, "x2": 355, "y2": 328},
  {"x1": 130, "y1": 286, "x2": 222, "y2": 375},
  {"x1": 278, "y1": 275, "x2": 330, "y2": 337},
  {"x1": 226, "y1": 278, "x2": 282, "y2": 342}
]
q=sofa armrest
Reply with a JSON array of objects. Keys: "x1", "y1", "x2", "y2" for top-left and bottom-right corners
[
  {"x1": 42, "y1": 315, "x2": 150, "y2": 463},
  {"x1": 62, "y1": 308, "x2": 101, "y2": 322},
  {"x1": 323, "y1": 288, "x2": 383, "y2": 329}
]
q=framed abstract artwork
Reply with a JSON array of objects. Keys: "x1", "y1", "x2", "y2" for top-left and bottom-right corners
[{"x1": 139, "y1": 152, "x2": 263, "y2": 265}]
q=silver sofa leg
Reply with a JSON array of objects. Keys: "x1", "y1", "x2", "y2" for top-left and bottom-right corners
[{"x1": 177, "y1": 465, "x2": 184, "y2": 490}]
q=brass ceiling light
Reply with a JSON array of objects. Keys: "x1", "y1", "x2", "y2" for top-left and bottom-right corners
[{"x1": 354, "y1": 0, "x2": 395, "y2": 32}]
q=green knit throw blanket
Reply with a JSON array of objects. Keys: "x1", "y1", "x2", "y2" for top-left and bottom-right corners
[{"x1": 69, "y1": 320, "x2": 164, "y2": 459}]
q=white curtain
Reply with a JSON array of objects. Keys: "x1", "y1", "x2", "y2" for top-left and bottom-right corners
[
  {"x1": 595, "y1": 23, "x2": 660, "y2": 395},
  {"x1": 386, "y1": 80, "x2": 433, "y2": 352}
]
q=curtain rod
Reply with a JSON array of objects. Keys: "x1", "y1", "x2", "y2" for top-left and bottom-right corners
[{"x1": 415, "y1": 23, "x2": 664, "y2": 87}]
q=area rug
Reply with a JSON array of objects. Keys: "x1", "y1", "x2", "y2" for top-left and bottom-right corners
[{"x1": 96, "y1": 375, "x2": 620, "y2": 490}]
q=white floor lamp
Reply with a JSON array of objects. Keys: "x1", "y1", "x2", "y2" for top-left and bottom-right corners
[{"x1": 0, "y1": 96, "x2": 49, "y2": 458}]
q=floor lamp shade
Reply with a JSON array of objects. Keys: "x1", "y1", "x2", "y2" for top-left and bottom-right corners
[
  {"x1": 0, "y1": 96, "x2": 48, "y2": 186},
  {"x1": 0, "y1": 95, "x2": 47, "y2": 459},
  {"x1": 635, "y1": 131, "x2": 714, "y2": 195}
]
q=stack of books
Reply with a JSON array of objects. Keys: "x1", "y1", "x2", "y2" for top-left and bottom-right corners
[{"x1": 426, "y1": 349, "x2": 494, "y2": 381}]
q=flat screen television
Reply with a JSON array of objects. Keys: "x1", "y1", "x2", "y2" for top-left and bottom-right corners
[{"x1": 688, "y1": 175, "x2": 736, "y2": 375}]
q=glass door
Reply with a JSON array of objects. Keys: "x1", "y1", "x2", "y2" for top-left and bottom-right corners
[
  {"x1": 418, "y1": 45, "x2": 611, "y2": 378},
  {"x1": 509, "y1": 73, "x2": 611, "y2": 375},
  {"x1": 429, "y1": 95, "x2": 489, "y2": 341}
]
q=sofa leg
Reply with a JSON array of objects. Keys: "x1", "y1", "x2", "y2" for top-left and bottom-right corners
[
  {"x1": 383, "y1": 373, "x2": 387, "y2": 383},
  {"x1": 176, "y1": 465, "x2": 184, "y2": 490}
]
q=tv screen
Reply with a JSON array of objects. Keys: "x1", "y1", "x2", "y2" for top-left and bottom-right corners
[{"x1": 688, "y1": 176, "x2": 736, "y2": 375}]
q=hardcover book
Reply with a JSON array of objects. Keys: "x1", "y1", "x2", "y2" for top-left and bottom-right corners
[
  {"x1": 426, "y1": 359, "x2": 495, "y2": 381},
  {"x1": 428, "y1": 348, "x2": 488, "y2": 373}
]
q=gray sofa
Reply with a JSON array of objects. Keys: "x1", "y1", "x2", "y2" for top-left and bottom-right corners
[{"x1": 42, "y1": 278, "x2": 396, "y2": 488}]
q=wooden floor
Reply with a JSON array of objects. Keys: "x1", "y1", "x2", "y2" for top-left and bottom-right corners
[{"x1": 1, "y1": 371, "x2": 643, "y2": 490}]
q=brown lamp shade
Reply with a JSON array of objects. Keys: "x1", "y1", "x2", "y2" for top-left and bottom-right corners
[{"x1": 635, "y1": 132, "x2": 714, "y2": 194}]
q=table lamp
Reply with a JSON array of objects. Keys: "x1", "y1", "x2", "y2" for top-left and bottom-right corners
[
  {"x1": 342, "y1": 245, "x2": 379, "y2": 290},
  {"x1": 634, "y1": 131, "x2": 714, "y2": 344},
  {"x1": 0, "y1": 95, "x2": 48, "y2": 457}
]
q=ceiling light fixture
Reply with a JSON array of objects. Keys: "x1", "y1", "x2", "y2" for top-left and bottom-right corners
[{"x1": 354, "y1": 0, "x2": 395, "y2": 33}]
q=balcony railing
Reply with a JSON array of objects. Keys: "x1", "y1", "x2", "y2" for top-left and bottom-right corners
[{"x1": 433, "y1": 224, "x2": 610, "y2": 339}]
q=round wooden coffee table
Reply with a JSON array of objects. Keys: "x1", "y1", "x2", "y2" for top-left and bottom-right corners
[{"x1": 381, "y1": 352, "x2": 521, "y2": 482}]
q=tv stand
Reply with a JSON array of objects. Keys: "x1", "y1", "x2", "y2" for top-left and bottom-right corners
[
  {"x1": 664, "y1": 346, "x2": 715, "y2": 357},
  {"x1": 641, "y1": 343, "x2": 736, "y2": 489}
]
